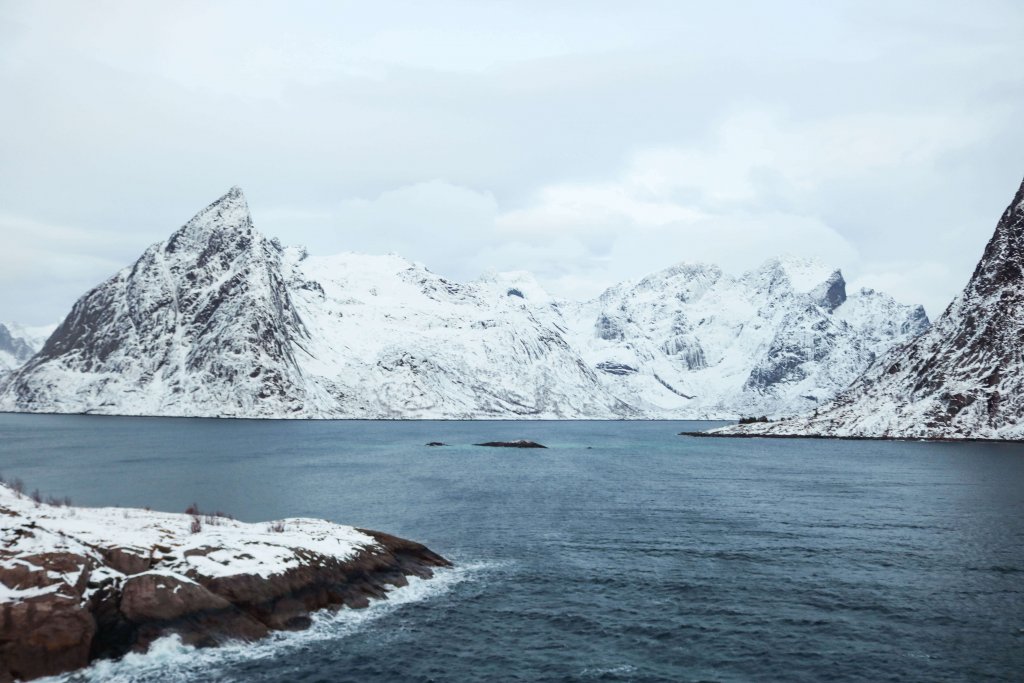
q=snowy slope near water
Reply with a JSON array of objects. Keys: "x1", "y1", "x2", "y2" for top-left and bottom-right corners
[
  {"x1": 716, "y1": 175, "x2": 1024, "y2": 440},
  {"x1": 0, "y1": 187, "x2": 928, "y2": 419}
]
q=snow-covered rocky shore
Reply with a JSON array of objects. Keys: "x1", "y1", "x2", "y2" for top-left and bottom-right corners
[{"x1": 0, "y1": 483, "x2": 450, "y2": 682}]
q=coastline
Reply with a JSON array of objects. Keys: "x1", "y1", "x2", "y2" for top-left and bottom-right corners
[
  {"x1": 0, "y1": 486, "x2": 450, "y2": 682},
  {"x1": 679, "y1": 430, "x2": 1024, "y2": 445}
]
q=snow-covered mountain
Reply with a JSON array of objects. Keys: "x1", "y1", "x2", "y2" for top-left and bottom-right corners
[
  {"x1": 559, "y1": 258, "x2": 928, "y2": 418},
  {"x1": 0, "y1": 188, "x2": 632, "y2": 418},
  {"x1": 716, "y1": 175, "x2": 1024, "y2": 440},
  {"x1": 0, "y1": 187, "x2": 928, "y2": 419},
  {"x1": 0, "y1": 323, "x2": 53, "y2": 375}
]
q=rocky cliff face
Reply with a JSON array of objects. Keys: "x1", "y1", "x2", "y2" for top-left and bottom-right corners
[
  {"x1": 2, "y1": 188, "x2": 319, "y2": 417},
  {"x1": 716, "y1": 175, "x2": 1024, "y2": 440},
  {"x1": 0, "y1": 188, "x2": 928, "y2": 419}
]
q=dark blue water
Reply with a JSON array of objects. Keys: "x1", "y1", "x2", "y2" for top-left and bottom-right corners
[{"x1": 2, "y1": 414, "x2": 1022, "y2": 682}]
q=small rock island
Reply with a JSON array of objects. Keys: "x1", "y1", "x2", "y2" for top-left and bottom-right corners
[
  {"x1": 0, "y1": 483, "x2": 450, "y2": 682},
  {"x1": 474, "y1": 440, "x2": 547, "y2": 449}
]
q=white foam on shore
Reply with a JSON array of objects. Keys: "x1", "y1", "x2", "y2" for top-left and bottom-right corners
[{"x1": 40, "y1": 562, "x2": 491, "y2": 683}]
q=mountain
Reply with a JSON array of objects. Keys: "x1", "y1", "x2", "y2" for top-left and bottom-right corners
[
  {"x1": 0, "y1": 188, "x2": 631, "y2": 418},
  {"x1": 0, "y1": 188, "x2": 927, "y2": 419},
  {"x1": 0, "y1": 188, "x2": 323, "y2": 417},
  {"x1": 0, "y1": 323, "x2": 53, "y2": 375},
  {"x1": 559, "y1": 258, "x2": 928, "y2": 418},
  {"x1": 714, "y1": 175, "x2": 1024, "y2": 440}
]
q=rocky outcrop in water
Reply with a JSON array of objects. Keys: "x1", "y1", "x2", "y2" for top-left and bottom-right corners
[
  {"x1": 0, "y1": 485, "x2": 450, "y2": 682},
  {"x1": 712, "y1": 175, "x2": 1024, "y2": 440}
]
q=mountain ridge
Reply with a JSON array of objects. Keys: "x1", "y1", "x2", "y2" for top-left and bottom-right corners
[
  {"x1": 713, "y1": 175, "x2": 1024, "y2": 440},
  {"x1": 0, "y1": 187, "x2": 932, "y2": 420}
]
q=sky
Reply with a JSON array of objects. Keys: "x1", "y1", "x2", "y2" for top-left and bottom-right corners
[{"x1": 1, "y1": 1, "x2": 1022, "y2": 325}]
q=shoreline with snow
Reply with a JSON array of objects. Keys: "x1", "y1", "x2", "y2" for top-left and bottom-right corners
[
  {"x1": 0, "y1": 483, "x2": 450, "y2": 682},
  {"x1": 0, "y1": 410, "x2": 739, "y2": 421},
  {"x1": 680, "y1": 429, "x2": 1024, "y2": 444}
]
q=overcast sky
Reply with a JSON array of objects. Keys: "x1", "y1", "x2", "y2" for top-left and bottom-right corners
[{"x1": 1, "y1": 1, "x2": 1022, "y2": 324}]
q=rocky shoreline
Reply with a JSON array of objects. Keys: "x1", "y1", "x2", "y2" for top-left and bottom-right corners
[{"x1": 0, "y1": 485, "x2": 450, "y2": 682}]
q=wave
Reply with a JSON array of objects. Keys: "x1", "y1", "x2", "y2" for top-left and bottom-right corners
[{"x1": 43, "y1": 562, "x2": 490, "y2": 683}]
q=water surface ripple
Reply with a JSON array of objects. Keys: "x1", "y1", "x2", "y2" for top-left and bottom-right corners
[{"x1": 1, "y1": 415, "x2": 1021, "y2": 682}]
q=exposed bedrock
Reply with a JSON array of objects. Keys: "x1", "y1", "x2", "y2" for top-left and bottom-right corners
[{"x1": 0, "y1": 519, "x2": 449, "y2": 682}]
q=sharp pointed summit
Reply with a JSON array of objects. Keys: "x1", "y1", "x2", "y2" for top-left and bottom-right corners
[
  {"x1": 166, "y1": 186, "x2": 253, "y2": 255},
  {"x1": 5, "y1": 187, "x2": 312, "y2": 416}
]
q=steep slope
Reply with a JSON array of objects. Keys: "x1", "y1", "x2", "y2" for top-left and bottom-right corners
[
  {"x1": 561, "y1": 257, "x2": 928, "y2": 418},
  {"x1": 0, "y1": 189, "x2": 633, "y2": 418},
  {"x1": 0, "y1": 188, "x2": 319, "y2": 417},
  {"x1": 716, "y1": 176, "x2": 1024, "y2": 440}
]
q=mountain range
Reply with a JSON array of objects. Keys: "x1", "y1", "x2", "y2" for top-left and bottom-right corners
[
  {"x1": 0, "y1": 187, "x2": 929, "y2": 419},
  {"x1": 715, "y1": 175, "x2": 1024, "y2": 440}
]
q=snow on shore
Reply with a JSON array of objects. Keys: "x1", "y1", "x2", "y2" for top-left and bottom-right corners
[{"x1": 0, "y1": 483, "x2": 376, "y2": 605}]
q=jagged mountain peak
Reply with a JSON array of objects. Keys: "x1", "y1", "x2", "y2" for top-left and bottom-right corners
[
  {"x1": 0, "y1": 323, "x2": 39, "y2": 374},
  {"x1": 717, "y1": 173, "x2": 1024, "y2": 439},
  {"x1": 590, "y1": 261, "x2": 724, "y2": 307},
  {"x1": 965, "y1": 175, "x2": 1024, "y2": 301},
  {"x1": 166, "y1": 186, "x2": 254, "y2": 256},
  {"x1": 640, "y1": 261, "x2": 724, "y2": 287},
  {"x1": 5, "y1": 186, "x2": 313, "y2": 416},
  {"x1": 749, "y1": 255, "x2": 836, "y2": 296},
  {"x1": 1, "y1": 187, "x2": 932, "y2": 421},
  {"x1": 811, "y1": 269, "x2": 847, "y2": 312}
]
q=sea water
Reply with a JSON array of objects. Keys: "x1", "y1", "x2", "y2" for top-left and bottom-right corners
[{"x1": 1, "y1": 415, "x2": 1022, "y2": 682}]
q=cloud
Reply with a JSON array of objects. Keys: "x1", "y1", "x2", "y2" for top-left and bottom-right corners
[
  {"x1": 0, "y1": 1, "x2": 1021, "y2": 324},
  {"x1": 0, "y1": 214, "x2": 131, "y2": 324},
  {"x1": 472, "y1": 107, "x2": 1000, "y2": 312},
  {"x1": 848, "y1": 261, "x2": 958, "y2": 319}
]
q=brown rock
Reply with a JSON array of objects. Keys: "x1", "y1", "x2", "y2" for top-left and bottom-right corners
[
  {"x1": 120, "y1": 573, "x2": 233, "y2": 622},
  {"x1": 102, "y1": 547, "x2": 152, "y2": 575},
  {"x1": 0, "y1": 594, "x2": 95, "y2": 683},
  {"x1": 0, "y1": 552, "x2": 92, "y2": 596},
  {"x1": 0, "y1": 517, "x2": 450, "y2": 681},
  {"x1": 120, "y1": 573, "x2": 269, "y2": 650}
]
